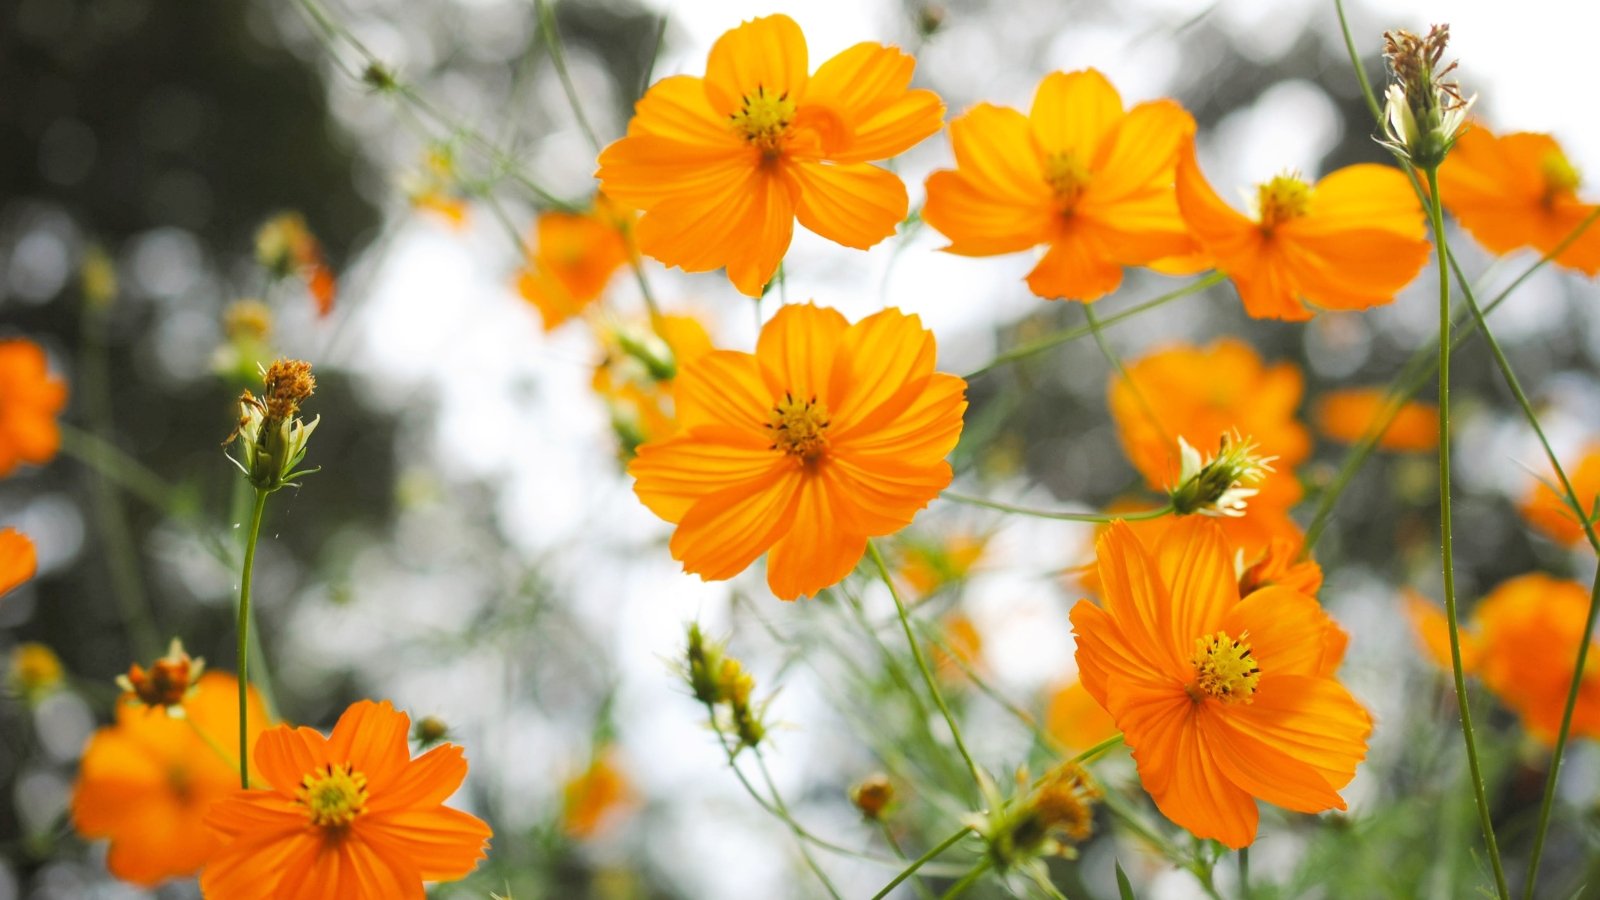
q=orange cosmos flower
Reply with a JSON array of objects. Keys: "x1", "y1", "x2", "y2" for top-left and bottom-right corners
[
  {"x1": 1408, "y1": 575, "x2": 1600, "y2": 743},
  {"x1": 629, "y1": 303, "x2": 967, "y2": 600},
  {"x1": 255, "y1": 213, "x2": 336, "y2": 318},
  {"x1": 73, "y1": 672, "x2": 268, "y2": 886},
  {"x1": 0, "y1": 528, "x2": 36, "y2": 598},
  {"x1": 517, "y1": 200, "x2": 632, "y2": 331},
  {"x1": 922, "y1": 69, "x2": 1199, "y2": 302},
  {"x1": 1519, "y1": 443, "x2": 1600, "y2": 547},
  {"x1": 1044, "y1": 679, "x2": 1119, "y2": 753},
  {"x1": 898, "y1": 531, "x2": 986, "y2": 595},
  {"x1": 1314, "y1": 388, "x2": 1438, "y2": 453},
  {"x1": 201, "y1": 699, "x2": 490, "y2": 900},
  {"x1": 0, "y1": 338, "x2": 68, "y2": 478},
  {"x1": 1108, "y1": 340, "x2": 1309, "y2": 557},
  {"x1": 596, "y1": 14, "x2": 943, "y2": 297},
  {"x1": 1438, "y1": 124, "x2": 1600, "y2": 275},
  {"x1": 1175, "y1": 142, "x2": 1430, "y2": 320},
  {"x1": 561, "y1": 750, "x2": 636, "y2": 839},
  {"x1": 593, "y1": 313, "x2": 714, "y2": 452},
  {"x1": 930, "y1": 612, "x2": 983, "y2": 681},
  {"x1": 1072, "y1": 518, "x2": 1369, "y2": 848}
]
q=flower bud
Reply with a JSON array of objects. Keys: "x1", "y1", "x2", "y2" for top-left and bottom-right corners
[
  {"x1": 1169, "y1": 432, "x2": 1275, "y2": 518},
  {"x1": 413, "y1": 715, "x2": 451, "y2": 748},
  {"x1": 226, "y1": 359, "x2": 321, "y2": 492},
  {"x1": 116, "y1": 638, "x2": 205, "y2": 711},
  {"x1": 849, "y1": 773, "x2": 895, "y2": 820},
  {"x1": 9, "y1": 643, "x2": 64, "y2": 704},
  {"x1": 1379, "y1": 25, "x2": 1474, "y2": 169}
]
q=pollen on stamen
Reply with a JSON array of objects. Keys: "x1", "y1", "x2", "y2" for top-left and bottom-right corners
[
  {"x1": 1188, "y1": 631, "x2": 1261, "y2": 704},
  {"x1": 1042, "y1": 151, "x2": 1092, "y2": 211},
  {"x1": 297, "y1": 763, "x2": 369, "y2": 828},
  {"x1": 1541, "y1": 151, "x2": 1582, "y2": 204},
  {"x1": 765, "y1": 393, "x2": 831, "y2": 462},
  {"x1": 730, "y1": 84, "x2": 796, "y2": 156},
  {"x1": 1256, "y1": 174, "x2": 1312, "y2": 232}
]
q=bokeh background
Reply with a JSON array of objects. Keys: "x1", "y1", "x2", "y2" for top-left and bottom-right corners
[{"x1": 4, "y1": 0, "x2": 1600, "y2": 896}]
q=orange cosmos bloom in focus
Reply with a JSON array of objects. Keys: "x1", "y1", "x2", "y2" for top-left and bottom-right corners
[
  {"x1": 596, "y1": 15, "x2": 944, "y2": 297},
  {"x1": 1438, "y1": 124, "x2": 1600, "y2": 275},
  {"x1": 1407, "y1": 575, "x2": 1600, "y2": 743},
  {"x1": 201, "y1": 699, "x2": 490, "y2": 899},
  {"x1": 1519, "y1": 443, "x2": 1600, "y2": 547},
  {"x1": 0, "y1": 528, "x2": 36, "y2": 598},
  {"x1": 1071, "y1": 518, "x2": 1370, "y2": 848},
  {"x1": 629, "y1": 303, "x2": 967, "y2": 600},
  {"x1": 1176, "y1": 142, "x2": 1430, "y2": 320},
  {"x1": 73, "y1": 673, "x2": 268, "y2": 886},
  {"x1": 1314, "y1": 388, "x2": 1438, "y2": 453},
  {"x1": 0, "y1": 339, "x2": 68, "y2": 478},
  {"x1": 922, "y1": 69, "x2": 1200, "y2": 302},
  {"x1": 517, "y1": 200, "x2": 632, "y2": 331},
  {"x1": 1108, "y1": 340, "x2": 1309, "y2": 557}
]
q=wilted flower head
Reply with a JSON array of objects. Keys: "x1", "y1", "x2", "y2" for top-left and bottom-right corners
[
  {"x1": 117, "y1": 638, "x2": 205, "y2": 710},
  {"x1": 971, "y1": 761, "x2": 1101, "y2": 870},
  {"x1": 226, "y1": 358, "x2": 320, "y2": 492},
  {"x1": 1380, "y1": 25, "x2": 1474, "y2": 168},
  {"x1": 849, "y1": 773, "x2": 896, "y2": 820},
  {"x1": 1169, "y1": 432, "x2": 1276, "y2": 517}
]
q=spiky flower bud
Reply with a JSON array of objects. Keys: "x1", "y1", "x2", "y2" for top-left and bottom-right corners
[
  {"x1": 1379, "y1": 25, "x2": 1474, "y2": 169},
  {"x1": 1169, "y1": 432, "x2": 1276, "y2": 518},
  {"x1": 117, "y1": 638, "x2": 205, "y2": 711},
  {"x1": 226, "y1": 359, "x2": 321, "y2": 492}
]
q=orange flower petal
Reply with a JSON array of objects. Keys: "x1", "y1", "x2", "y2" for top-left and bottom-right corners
[
  {"x1": 1157, "y1": 518, "x2": 1239, "y2": 652},
  {"x1": 802, "y1": 42, "x2": 942, "y2": 162},
  {"x1": 669, "y1": 471, "x2": 802, "y2": 581},
  {"x1": 1083, "y1": 98, "x2": 1194, "y2": 205},
  {"x1": 756, "y1": 303, "x2": 851, "y2": 405},
  {"x1": 1044, "y1": 679, "x2": 1120, "y2": 753},
  {"x1": 367, "y1": 743, "x2": 469, "y2": 815},
  {"x1": 1225, "y1": 674, "x2": 1371, "y2": 793},
  {"x1": 625, "y1": 75, "x2": 742, "y2": 146},
  {"x1": 672, "y1": 349, "x2": 771, "y2": 435},
  {"x1": 830, "y1": 372, "x2": 966, "y2": 461},
  {"x1": 703, "y1": 14, "x2": 809, "y2": 117},
  {"x1": 1225, "y1": 586, "x2": 1345, "y2": 679},
  {"x1": 791, "y1": 161, "x2": 907, "y2": 250},
  {"x1": 0, "y1": 529, "x2": 37, "y2": 598},
  {"x1": 325, "y1": 700, "x2": 414, "y2": 790},
  {"x1": 1314, "y1": 388, "x2": 1438, "y2": 452},
  {"x1": 827, "y1": 307, "x2": 937, "y2": 435},
  {"x1": 764, "y1": 474, "x2": 869, "y2": 599},
  {"x1": 630, "y1": 433, "x2": 785, "y2": 523},
  {"x1": 1025, "y1": 226, "x2": 1126, "y2": 301},
  {"x1": 1199, "y1": 705, "x2": 1346, "y2": 814},
  {"x1": 1519, "y1": 444, "x2": 1600, "y2": 547},
  {"x1": 363, "y1": 807, "x2": 491, "y2": 881},
  {"x1": 1090, "y1": 522, "x2": 1185, "y2": 678},
  {"x1": 1029, "y1": 69, "x2": 1122, "y2": 161}
]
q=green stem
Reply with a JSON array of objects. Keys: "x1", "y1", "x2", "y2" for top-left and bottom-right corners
[
  {"x1": 1426, "y1": 165, "x2": 1509, "y2": 900},
  {"x1": 57, "y1": 424, "x2": 180, "y2": 515},
  {"x1": 871, "y1": 826, "x2": 974, "y2": 900},
  {"x1": 236, "y1": 488, "x2": 270, "y2": 789},
  {"x1": 753, "y1": 749, "x2": 843, "y2": 900},
  {"x1": 1071, "y1": 733, "x2": 1125, "y2": 764},
  {"x1": 1239, "y1": 847, "x2": 1251, "y2": 900},
  {"x1": 938, "y1": 858, "x2": 993, "y2": 900},
  {"x1": 942, "y1": 492, "x2": 1172, "y2": 523},
  {"x1": 964, "y1": 273, "x2": 1223, "y2": 380},
  {"x1": 1085, "y1": 303, "x2": 1171, "y2": 446},
  {"x1": 868, "y1": 540, "x2": 986, "y2": 795},
  {"x1": 879, "y1": 821, "x2": 939, "y2": 900},
  {"x1": 534, "y1": 0, "x2": 602, "y2": 154}
]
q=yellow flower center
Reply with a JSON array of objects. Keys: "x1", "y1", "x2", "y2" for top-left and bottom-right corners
[
  {"x1": 765, "y1": 392, "x2": 830, "y2": 462},
  {"x1": 1043, "y1": 150, "x2": 1092, "y2": 210},
  {"x1": 1541, "y1": 151, "x2": 1582, "y2": 204},
  {"x1": 730, "y1": 86, "x2": 796, "y2": 157},
  {"x1": 297, "y1": 763, "x2": 369, "y2": 828},
  {"x1": 1188, "y1": 631, "x2": 1260, "y2": 704},
  {"x1": 1257, "y1": 174, "x2": 1312, "y2": 232}
]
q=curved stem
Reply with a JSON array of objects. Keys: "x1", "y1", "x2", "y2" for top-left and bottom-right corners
[
  {"x1": 964, "y1": 273, "x2": 1223, "y2": 380},
  {"x1": 938, "y1": 858, "x2": 993, "y2": 900},
  {"x1": 943, "y1": 492, "x2": 1172, "y2": 523},
  {"x1": 753, "y1": 749, "x2": 843, "y2": 900},
  {"x1": 879, "y1": 821, "x2": 938, "y2": 900},
  {"x1": 1071, "y1": 733, "x2": 1125, "y2": 765},
  {"x1": 871, "y1": 826, "x2": 974, "y2": 900},
  {"x1": 235, "y1": 488, "x2": 270, "y2": 789},
  {"x1": 1427, "y1": 165, "x2": 1509, "y2": 900},
  {"x1": 868, "y1": 541, "x2": 985, "y2": 796},
  {"x1": 534, "y1": 0, "x2": 602, "y2": 154}
]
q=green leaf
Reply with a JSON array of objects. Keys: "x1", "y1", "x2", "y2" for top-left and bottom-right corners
[{"x1": 1115, "y1": 861, "x2": 1137, "y2": 900}]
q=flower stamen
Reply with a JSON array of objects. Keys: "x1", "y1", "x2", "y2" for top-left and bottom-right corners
[
  {"x1": 1256, "y1": 174, "x2": 1312, "y2": 232},
  {"x1": 764, "y1": 392, "x2": 830, "y2": 462},
  {"x1": 1541, "y1": 151, "x2": 1582, "y2": 206},
  {"x1": 1188, "y1": 631, "x2": 1261, "y2": 704},
  {"x1": 297, "y1": 763, "x2": 369, "y2": 828},
  {"x1": 1043, "y1": 151, "x2": 1092, "y2": 211},
  {"x1": 730, "y1": 85, "x2": 796, "y2": 157}
]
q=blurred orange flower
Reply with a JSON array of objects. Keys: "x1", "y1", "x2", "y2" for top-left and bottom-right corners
[
  {"x1": 930, "y1": 612, "x2": 983, "y2": 680},
  {"x1": 1071, "y1": 518, "x2": 1369, "y2": 848},
  {"x1": 8, "y1": 642, "x2": 63, "y2": 702},
  {"x1": 1107, "y1": 340, "x2": 1309, "y2": 556},
  {"x1": 1044, "y1": 679, "x2": 1119, "y2": 753},
  {"x1": 1175, "y1": 142, "x2": 1430, "y2": 320},
  {"x1": 0, "y1": 339, "x2": 68, "y2": 478},
  {"x1": 597, "y1": 14, "x2": 943, "y2": 297},
  {"x1": 1519, "y1": 444, "x2": 1600, "y2": 547},
  {"x1": 1314, "y1": 388, "x2": 1438, "y2": 453},
  {"x1": 898, "y1": 532, "x2": 986, "y2": 595},
  {"x1": 255, "y1": 213, "x2": 336, "y2": 318},
  {"x1": 1408, "y1": 575, "x2": 1600, "y2": 743},
  {"x1": 517, "y1": 201, "x2": 632, "y2": 331},
  {"x1": 1438, "y1": 125, "x2": 1600, "y2": 275},
  {"x1": 73, "y1": 672, "x2": 268, "y2": 887},
  {"x1": 593, "y1": 313, "x2": 714, "y2": 452},
  {"x1": 922, "y1": 69, "x2": 1199, "y2": 302},
  {"x1": 630, "y1": 303, "x2": 966, "y2": 600},
  {"x1": 202, "y1": 699, "x2": 490, "y2": 899},
  {"x1": 0, "y1": 528, "x2": 36, "y2": 598},
  {"x1": 561, "y1": 750, "x2": 636, "y2": 839}
]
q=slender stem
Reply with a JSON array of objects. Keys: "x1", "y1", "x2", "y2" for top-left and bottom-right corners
[
  {"x1": 1426, "y1": 165, "x2": 1509, "y2": 900},
  {"x1": 534, "y1": 0, "x2": 602, "y2": 154},
  {"x1": 879, "y1": 821, "x2": 938, "y2": 900},
  {"x1": 753, "y1": 749, "x2": 843, "y2": 900},
  {"x1": 938, "y1": 858, "x2": 993, "y2": 900},
  {"x1": 57, "y1": 424, "x2": 180, "y2": 515},
  {"x1": 868, "y1": 541, "x2": 985, "y2": 794},
  {"x1": 235, "y1": 488, "x2": 270, "y2": 789},
  {"x1": 1239, "y1": 848, "x2": 1251, "y2": 900},
  {"x1": 871, "y1": 826, "x2": 975, "y2": 900},
  {"x1": 1071, "y1": 733, "x2": 1125, "y2": 765},
  {"x1": 943, "y1": 492, "x2": 1172, "y2": 523},
  {"x1": 186, "y1": 715, "x2": 251, "y2": 786},
  {"x1": 964, "y1": 273, "x2": 1223, "y2": 380},
  {"x1": 1085, "y1": 304, "x2": 1171, "y2": 446}
]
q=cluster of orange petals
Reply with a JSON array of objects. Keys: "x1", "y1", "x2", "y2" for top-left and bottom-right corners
[
  {"x1": 72, "y1": 673, "x2": 269, "y2": 886},
  {"x1": 0, "y1": 528, "x2": 36, "y2": 598},
  {"x1": 1176, "y1": 144, "x2": 1431, "y2": 320},
  {"x1": 1314, "y1": 387, "x2": 1438, "y2": 453},
  {"x1": 202, "y1": 699, "x2": 490, "y2": 899},
  {"x1": 1107, "y1": 339, "x2": 1309, "y2": 558},
  {"x1": 1519, "y1": 444, "x2": 1600, "y2": 547},
  {"x1": 517, "y1": 200, "x2": 632, "y2": 331},
  {"x1": 629, "y1": 303, "x2": 966, "y2": 600},
  {"x1": 922, "y1": 69, "x2": 1200, "y2": 302},
  {"x1": 1072, "y1": 519, "x2": 1370, "y2": 848},
  {"x1": 597, "y1": 14, "x2": 943, "y2": 296},
  {"x1": 561, "y1": 751, "x2": 637, "y2": 839},
  {"x1": 1438, "y1": 124, "x2": 1600, "y2": 274},
  {"x1": 1408, "y1": 575, "x2": 1600, "y2": 743},
  {"x1": 0, "y1": 338, "x2": 68, "y2": 478}
]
